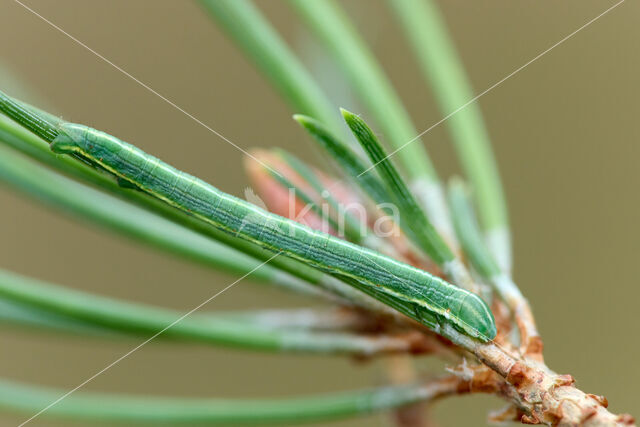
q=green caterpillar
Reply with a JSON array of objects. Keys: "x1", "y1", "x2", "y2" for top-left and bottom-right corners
[{"x1": 51, "y1": 123, "x2": 496, "y2": 342}]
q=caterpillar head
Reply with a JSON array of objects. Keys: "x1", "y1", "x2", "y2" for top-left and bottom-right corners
[{"x1": 457, "y1": 293, "x2": 497, "y2": 342}]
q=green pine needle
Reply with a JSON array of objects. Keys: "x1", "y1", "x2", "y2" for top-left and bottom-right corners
[
  {"x1": 390, "y1": 0, "x2": 510, "y2": 265},
  {"x1": 197, "y1": 0, "x2": 344, "y2": 137},
  {"x1": 447, "y1": 178, "x2": 524, "y2": 303},
  {"x1": 289, "y1": 0, "x2": 436, "y2": 181},
  {"x1": 447, "y1": 178, "x2": 500, "y2": 279},
  {"x1": 341, "y1": 109, "x2": 453, "y2": 266},
  {"x1": 293, "y1": 114, "x2": 392, "y2": 208},
  {"x1": 0, "y1": 269, "x2": 405, "y2": 355},
  {"x1": 0, "y1": 377, "x2": 438, "y2": 424},
  {"x1": 0, "y1": 90, "x2": 58, "y2": 142}
]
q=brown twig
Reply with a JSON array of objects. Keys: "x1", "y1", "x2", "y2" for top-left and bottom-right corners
[{"x1": 445, "y1": 328, "x2": 634, "y2": 426}]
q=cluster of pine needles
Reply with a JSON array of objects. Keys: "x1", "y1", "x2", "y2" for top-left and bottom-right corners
[{"x1": 0, "y1": 0, "x2": 633, "y2": 425}]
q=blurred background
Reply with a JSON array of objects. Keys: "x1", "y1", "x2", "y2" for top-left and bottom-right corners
[{"x1": 0, "y1": 0, "x2": 637, "y2": 425}]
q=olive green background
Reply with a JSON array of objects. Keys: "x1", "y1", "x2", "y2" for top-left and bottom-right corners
[{"x1": 0, "y1": 1, "x2": 637, "y2": 425}]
